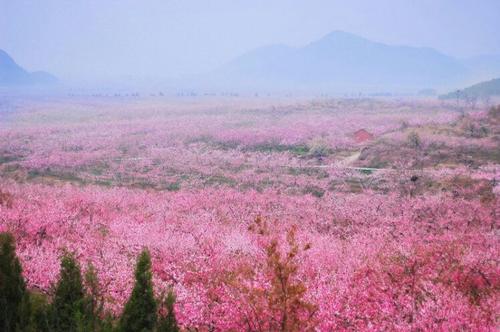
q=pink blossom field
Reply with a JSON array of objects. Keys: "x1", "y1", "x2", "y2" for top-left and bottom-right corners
[{"x1": 0, "y1": 96, "x2": 499, "y2": 330}]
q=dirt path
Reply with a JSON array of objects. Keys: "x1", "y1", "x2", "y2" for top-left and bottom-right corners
[{"x1": 336, "y1": 150, "x2": 361, "y2": 167}]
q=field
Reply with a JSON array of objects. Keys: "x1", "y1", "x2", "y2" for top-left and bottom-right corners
[{"x1": 0, "y1": 96, "x2": 499, "y2": 330}]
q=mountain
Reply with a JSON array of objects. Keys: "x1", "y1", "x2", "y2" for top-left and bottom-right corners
[
  {"x1": 211, "y1": 31, "x2": 472, "y2": 92},
  {"x1": 0, "y1": 49, "x2": 57, "y2": 86},
  {"x1": 440, "y1": 78, "x2": 500, "y2": 99}
]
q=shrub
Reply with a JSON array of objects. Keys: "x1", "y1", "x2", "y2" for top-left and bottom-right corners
[
  {"x1": 236, "y1": 220, "x2": 317, "y2": 331},
  {"x1": 307, "y1": 137, "x2": 330, "y2": 159},
  {"x1": 265, "y1": 228, "x2": 317, "y2": 331},
  {"x1": 406, "y1": 131, "x2": 422, "y2": 149}
]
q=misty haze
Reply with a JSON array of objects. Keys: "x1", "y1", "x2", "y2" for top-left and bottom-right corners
[{"x1": 0, "y1": 1, "x2": 499, "y2": 331}]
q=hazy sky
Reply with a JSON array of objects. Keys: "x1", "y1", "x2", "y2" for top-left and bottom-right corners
[{"x1": 1, "y1": 0, "x2": 499, "y2": 81}]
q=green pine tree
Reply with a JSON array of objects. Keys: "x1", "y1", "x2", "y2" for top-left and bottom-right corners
[
  {"x1": 18, "y1": 291, "x2": 50, "y2": 332},
  {"x1": 0, "y1": 232, "x2": 27, "y2": 332},
  {"x1": 51, "y1": 252, "x2": 85, "y2": 332},
  {"x1": 118, "y1": 249, "x2": 157, "y2": 332},
  {"x1": 82, "y1": 263, "x2": 104, "y2": 331},
  {"x1": 157, "y1": 289, "x2": 179, "y2": 332},
  {"x1": 99, "y1": 313, "x2": 116, "y2": 332}
]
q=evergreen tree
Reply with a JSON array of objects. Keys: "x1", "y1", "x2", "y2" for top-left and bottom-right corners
[
  {"x1": 18, "y1": 291, "x2": 50, "y2": 332},
  {"x1": 51, "y1": 252, "x2": 85, "y2": 332},
  {"x1": 99, "y1": 313, "x2": 116, "y2": 332},
  {"x1": 0, "y1": 232, "x2": 26, "y2": 332},
  {"x1": 118, "y1": 249, "x2": 157, "y2": 332},
  {"x1": 82, "y1": 263, "x2": 104, "y2": 331},
  {"x1": 157, "y1": 289, "x2": 179, "y2": 332}
]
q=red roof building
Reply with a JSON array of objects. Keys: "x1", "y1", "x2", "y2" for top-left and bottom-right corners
[{"x1": 353, "y1": 129, "x2": 374, "y2": 143}]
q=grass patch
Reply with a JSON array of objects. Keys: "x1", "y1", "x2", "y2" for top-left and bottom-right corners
[
  {"x1": 129, "y1": 179, "x2": 157, "y2": 189},
  {"x1": 163, "y1": 182, "x2": 181, "y2": 191},
  {"x1": 27, "y1": 169, "x2": 86, "y2": 184},
  {"x1": 0, "y1": 154, "x2": 20, "y2": 164},
  {"x1": 287, "y1": 167, "x2": 329, "y2": 178},
  {"x1": 203, "y1": 174, "x2": 237, "y2": 187},
  {"x1": 302, "y1": 185, "x2": 325, "y2": 198},
  {"x1": 94, "y1": 179, "x2": 113, "y2": 187},
  {"x1": 245, "y1": 143, "x2": 310, "y2": 156}
]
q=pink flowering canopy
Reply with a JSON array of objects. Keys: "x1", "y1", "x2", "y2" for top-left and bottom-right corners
[{"x1": 0, "y1": 97, "x2": 498, "y2": 330}]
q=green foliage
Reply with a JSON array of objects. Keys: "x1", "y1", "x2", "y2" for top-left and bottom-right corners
[
  {"x1": 359, "y1": 168, "x2": 373, "y2": 175},
  {"x1": 203, "y1": 174, "x2": 237, "y2": 187},
  {"x1": 289, "y1": 144, "x2": 310, "y2": 156},
  {"x1": 164, "y1": 182, "x2": 181, "y2": 192},
  {"x1": 18, "y1": 291, "x2": 51, "y2": 332},
  {"x1": 0, "y1": 232, "x2": 26, "y2": 332},
  {"x1": 118, "y1": 249, "x2": 157, "y2": 332},
  {"x1": 82, "y1": 263, "x2": 107, "y2": 332},
  {"x1": 302, "y1": 185, "x2": 325, "y2": 198},
  {"x1": 157, "y1": 289, "x2": 179, "y2": 332},
  {"x1": 99, "y1": 314, "x2": 115, "y2": 332},
  {"x1": 0, "y1": 234, "x2": 175, "y2": 332},
  {"x1": 287, "y1": 167, "x2": 329, "y2": 178},
  {"x1": 51, "y1": 252, "x2": 85, "y2": 332},
  {"x1": 0, "y1": 154, "x2": 19, "y2": 165},
  {"x1": 244, "y1": 142, "x2": 310, "y2": 156}
]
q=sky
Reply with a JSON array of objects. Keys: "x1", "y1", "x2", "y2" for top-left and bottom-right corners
[{"x1": 1, "y1": 0, "x2": 499, "y2": 82}]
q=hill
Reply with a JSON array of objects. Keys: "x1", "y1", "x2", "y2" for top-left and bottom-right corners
[
  {"x1": 0, "y1": 49, "x2": 57, "y2": 86},
  {"x1": 211, "y1": 31, "x2": 468, "y2": 92},
  {"x1": 439, "y1": 78, "x2": 500, "y2": 99}
]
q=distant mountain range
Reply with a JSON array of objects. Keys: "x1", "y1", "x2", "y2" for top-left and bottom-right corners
[
  {"x1": 0, "y1": 49, "x2": 57, "y2": 86},
  {"x1": 3, "y1": 31, "x2": 500, "y2": 93},
  {"x1": 440, "y1": 78, "x2": 500, "y2": 99},
  {"x1": 209, "y1": 31, "x2": 500, "y2": 93}
]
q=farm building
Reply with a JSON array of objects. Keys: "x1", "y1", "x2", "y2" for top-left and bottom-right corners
[{"x1": 353, "y1": 129, "x2": 374, "y2": 143}]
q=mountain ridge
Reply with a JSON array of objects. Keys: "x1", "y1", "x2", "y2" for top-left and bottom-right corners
[
  {"x1": 0, "y1": 49, "x2": 58, "y2": 86},
  {"x1": 210, "y1": 31, "x2": 499, "y2": 92},
  {"x1": 440, "y1": 78, "x2": 500, "y2": 99}
]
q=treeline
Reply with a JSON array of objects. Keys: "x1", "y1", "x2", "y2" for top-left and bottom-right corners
[{"x1": 0, "y1": 232, "x2": 179, "y2": 332}]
